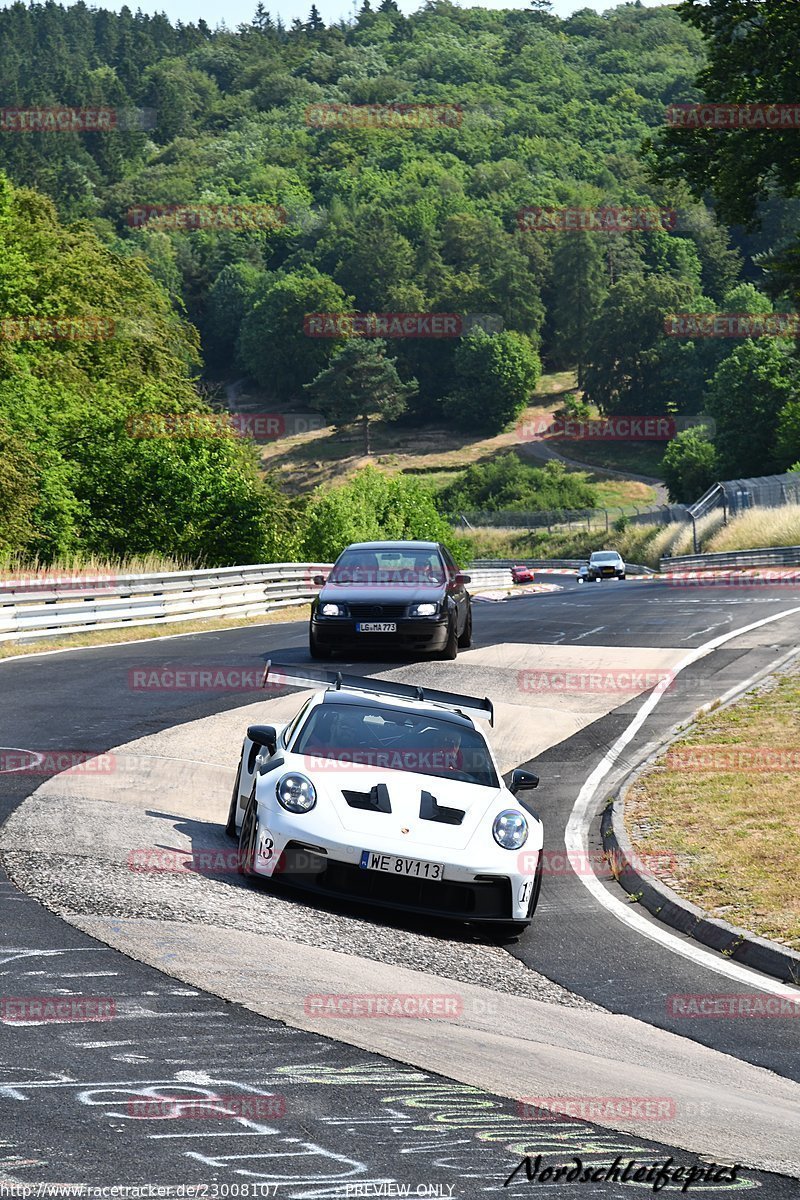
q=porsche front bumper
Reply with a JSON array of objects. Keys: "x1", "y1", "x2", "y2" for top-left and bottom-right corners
[{"x1": 247, "y1": 800, "x2": 540, "y2": 924}]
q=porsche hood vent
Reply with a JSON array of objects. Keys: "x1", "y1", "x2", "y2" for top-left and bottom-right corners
[
  {"x1": 342, "y1": 783, "x2": 392, "y2": 813},
  {"x1": 340, "y1": 783, "x2": 465, "y2": 825},
  {"x1": 419, "y1": 788, "x2": 465, "y2": 826}
]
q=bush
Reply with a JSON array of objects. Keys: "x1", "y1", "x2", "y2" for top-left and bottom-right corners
[
  {"x1": 443, "y1": 331, "x2": 541, "y2": 434},
  {"x1": 438, "y1": 454, "x2": 597, "y2": 516},
  {"x1": 301, "y1": 466, "x2": 469, "y2": 564},
  {"x1": 662, "y1": 426, "x2": 719, "y2": 504}
]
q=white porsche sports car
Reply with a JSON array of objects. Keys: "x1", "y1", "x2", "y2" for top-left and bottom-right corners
[{"x1": 225, "y1": 663, "x2": 544, "y2": 930}]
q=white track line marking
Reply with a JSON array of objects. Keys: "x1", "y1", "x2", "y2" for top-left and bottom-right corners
[
  {"x1": 574, "y1": 626, "x2": 605, "y2": 640},
  {"x1": 681, "y1": 619, "x2": 731, "y2": 641},
  {"x1": 565, "y1": 604, "x2": 800, "y2": 994}
]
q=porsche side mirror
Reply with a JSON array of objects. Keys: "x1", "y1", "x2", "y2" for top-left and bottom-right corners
[
  {"x1": 247, "y1": 725, "x2": 277, "y2": 756},
  {"x1": 454, "y1": 573, "x2": 471, "y2": 586},
  {"x1": 509, "y1": 768, "x2": 539, "y2": 794},
  {"x1": 312, "y1": 575, "x2": 326, "y2": 586}
]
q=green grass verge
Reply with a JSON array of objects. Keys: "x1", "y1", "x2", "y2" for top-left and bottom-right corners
[{"x1": 625, "y1": 666, "x2": 800, "y2": 951}]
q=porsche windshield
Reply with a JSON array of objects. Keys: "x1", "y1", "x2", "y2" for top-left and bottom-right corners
[
  {"x1": 329, "y1": 549, "x2": 445, "y2": 586},
  {"x1": 292, "y1": 703, "x2": 498, "y2": 788}
]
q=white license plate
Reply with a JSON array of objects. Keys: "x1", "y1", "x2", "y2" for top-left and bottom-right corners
[
  {"x1": 356, "y1": 622, "x2": 397, "y2": 633},
  {"x1": 360, "y1": 850, "x2": 444, "y2": 881}
]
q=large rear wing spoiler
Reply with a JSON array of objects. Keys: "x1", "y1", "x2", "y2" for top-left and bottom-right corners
[{"x1": 262, "y1": 660, "x2": 494, "y2": 726}]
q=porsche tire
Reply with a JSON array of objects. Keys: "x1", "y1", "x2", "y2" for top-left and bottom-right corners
[
  {"x1": 225, "y1": 757, "x2": 243, "y2": 839},
  {"x1": 238, "y1": 789, "x2": 258, "y2": 877}
]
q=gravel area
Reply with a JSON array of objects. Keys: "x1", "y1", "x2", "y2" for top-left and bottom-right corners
[
  {"x1": 2, "y1": 828, "x2": 597, "y2": 1009},
  {"x1": 1, "y1": 656, "x2": 620, "y2": 1014}
]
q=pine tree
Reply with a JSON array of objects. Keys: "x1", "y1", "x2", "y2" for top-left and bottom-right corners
[
  {"x1": 306, "y1": 4, "x2": 325, "y2": 30},
  {"x1": 253, "y1": 3, "x2": 274, "y2": 30},
  {"x1": 551, "y1": 233, "x2": 608, "y2": 389}
]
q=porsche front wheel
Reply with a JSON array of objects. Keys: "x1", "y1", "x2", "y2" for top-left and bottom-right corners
[
  {"x1": 225, "y1": 756, "x2": 243, "y2": 839},
  {"x1": 237, "y1": 790, "x2": 258, "y2": 876}
]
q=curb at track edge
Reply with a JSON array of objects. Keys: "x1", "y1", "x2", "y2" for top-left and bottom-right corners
[{"x1": 599, "y1": 642, "x2": 800, "y2": 987}]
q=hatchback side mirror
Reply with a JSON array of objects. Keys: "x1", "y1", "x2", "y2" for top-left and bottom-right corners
[
  {"x1": 509, "y1": 768, "x2": 539, "y2": 794},
  {"x1": 454, "y1": 572, "x2": 471, "y2": 586},
  {"x1": 312, "y1": 575, "x2": 326, "y2": 586}
]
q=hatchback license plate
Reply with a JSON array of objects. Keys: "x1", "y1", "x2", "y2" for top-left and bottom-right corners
[
  {"x1": 360, "y1": 851, "x2": 444, "y2": 881},
  {"x1": 356, "y1": 622, "x2": 397, "y2": 633}
]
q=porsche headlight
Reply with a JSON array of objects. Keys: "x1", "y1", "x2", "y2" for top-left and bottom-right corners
[
  {"x1": 493, "y1": 809, "x2": 528, "y2": 850},
  {"x1": 409, "y1": 602, "x2": 438, "y2": 617},
  {"x1": 321, "y1": 603, "x2": 344, "y2": 617},
  {"x1": 276, "y1": 773, "x2": 317, "y2": 814}
]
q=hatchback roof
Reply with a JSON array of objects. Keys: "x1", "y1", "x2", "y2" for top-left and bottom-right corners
[{"x1": 343, "y1": 541, "x2": 441, "y2": 551}]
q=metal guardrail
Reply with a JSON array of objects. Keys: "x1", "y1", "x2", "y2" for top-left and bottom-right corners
[
  {"x1": 660, "y1": 546, "x2": 800, "y2": 572},
  {"x1": 472, "y1": 558, "x2": 655, "y2": 575},
  {"x1": 0, "y1": 563, "x2": 513, "y2": 644},
  {"x1": 456, "y1": 506, "x2": 664, "y2": 531}
]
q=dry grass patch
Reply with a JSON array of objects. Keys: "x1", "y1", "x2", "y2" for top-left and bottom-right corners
[
  {"x1": 705, "y1": 505, "x2": 800, "y2": 553},
  {"x1": 626, "y1": 667, "x2": 800, "y2": 950}
]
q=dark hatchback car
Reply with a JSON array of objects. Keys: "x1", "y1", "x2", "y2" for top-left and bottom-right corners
[{"x1": 309, "y1": 540, "x2": 472, "y2": 660}]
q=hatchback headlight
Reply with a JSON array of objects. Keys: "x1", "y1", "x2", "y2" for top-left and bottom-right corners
[
  {"x1": 320, "y1": 603, "x2": 344, "y2": 617},
  {"x1": 409, "y1": 602, "x2": 438, "y2": 617},
  {"x1": 276, "y1": 773, "x2": 317, "y2": 814},
  {"x1": 493, "y1": 809, "x2": 528, "y2": 850}
]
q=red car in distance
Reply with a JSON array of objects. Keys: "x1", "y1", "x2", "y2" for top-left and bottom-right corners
[{"x1": 511, "y1": 564, "x2": 535, "y2": 584}]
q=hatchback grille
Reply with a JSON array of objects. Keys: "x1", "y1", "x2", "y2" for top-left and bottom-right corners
[{"x1": 349, "y1": 604, "x2": 408, "y2": 620}]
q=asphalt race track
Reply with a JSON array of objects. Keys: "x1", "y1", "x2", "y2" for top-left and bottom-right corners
[{"x1": 1, "y1": 573, "x2": 799, "y2": 1199}]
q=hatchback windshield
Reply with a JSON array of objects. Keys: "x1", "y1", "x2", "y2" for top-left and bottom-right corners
[
  {"x1": 591, "y1": 552, "x2": 620, "y2": 563},
  {"x1": 329, "y1": 548, "x2": 445, "y2": 586},
  {"x1": 293, "y1": 703, "x2": 498, "y2": 788}
]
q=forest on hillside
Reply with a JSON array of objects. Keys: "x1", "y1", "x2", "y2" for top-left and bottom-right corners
[{"x1": 1, "y1": 0, "x2": 800, "y2": 563}]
